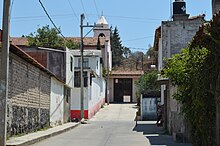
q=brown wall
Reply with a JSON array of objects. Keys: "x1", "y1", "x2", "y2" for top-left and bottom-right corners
[{"x1": 7, "y1": 52, "x2": 51, "y2": 136}]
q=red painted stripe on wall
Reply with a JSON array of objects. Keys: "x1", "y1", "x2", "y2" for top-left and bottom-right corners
[
  {"x1": 89, "y1": 98, "x2": 105, "y2": 119},
  {"x1": 70, "y1": 110, "x2": 88, "y2": 119}
]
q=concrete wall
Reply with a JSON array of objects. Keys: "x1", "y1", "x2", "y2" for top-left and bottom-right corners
[
  {"x1": 213, "y1": 0, "x2": 220, "y2": 15},
  {"x1": 7, "y1": 53, "x2": 51, "y2": 136},
  {"x1": 161, "y1": 18, "x2": 203, "y2": 67},
  {"x1": 65, "y1": 49, "x2": 74, "y2": 87},
  {"x1": 50, "y1": 77, "x2": 64, "y2": 127},
  {"x1": 71, "y1": 87, "x2": 89, "y2": 119},
  {"x1": 71, "y1": 52, "x2": 106, "y2": 119},
  {"x1": 160, "y1": 17, "x2": 203, "y2": 142},
  {"x1": 88, "y1": 77, "x2": 106, "y2": 119}
]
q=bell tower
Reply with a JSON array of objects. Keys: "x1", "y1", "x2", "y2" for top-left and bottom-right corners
[
  {"x1": 93, "y1": 14, "x2": 112, "y2": 71},
  {"x1": 93, "y1": 15, "x2": 110, "y2": 40}
]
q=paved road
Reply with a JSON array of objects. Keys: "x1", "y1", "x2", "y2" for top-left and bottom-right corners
[{"x1": 31, "y1": 104, "x2": 192, "y2": 146}]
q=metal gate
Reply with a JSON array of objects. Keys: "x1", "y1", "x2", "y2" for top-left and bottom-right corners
[{"x1": 114, "y1": 78, "x2": 132, "y2": 103}]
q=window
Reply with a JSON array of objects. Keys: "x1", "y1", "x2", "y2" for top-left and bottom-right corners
[
  {"x1": 70, "y1": 57, "x2": 73, "y2": 72},
  {"x1": 78, "y1": 58, "x2": 89, "y2": 68},
  {"x1": 74, "y1": 71, "x2": 88, "y2": 87},
  {"x1": 74, "y1": 71, "x2": 80, "y2": 87}
]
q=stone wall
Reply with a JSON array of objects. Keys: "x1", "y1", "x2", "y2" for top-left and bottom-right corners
[
  {"x1": 161, "y1": 17, "x2": 203, "y2": 67},
  {"x1": 7, "y1": 53, "x2": 51, "y2": 136},
  {"x1": 161, "y1": 17, "x2": 204, "y2": 142}
]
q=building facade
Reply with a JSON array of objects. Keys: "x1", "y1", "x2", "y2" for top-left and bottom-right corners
[
  {"x1": 6, "y1": 44, "x2": 57, "y2": 136},
  {"x1": 156, "y1": 0, "x2": 205, "y2": 142},
  {"x1": 70, "y1": 50, "x2": 106, "y2": 119},
  {"x1": 109, "y1": 71, "x2": 143, "y2": 103}
]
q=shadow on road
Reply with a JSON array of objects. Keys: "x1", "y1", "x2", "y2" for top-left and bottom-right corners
[{"x1": 133, "y1": 121, "x2": 192, "y2": 146}]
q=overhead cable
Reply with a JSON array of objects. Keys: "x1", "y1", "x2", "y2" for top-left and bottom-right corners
[
  {"x1": 38, "y1": 0, "x2": 66, "y2": 39},
  {"x1": 67, "y1": 0, "x2": 79, "y2": 22},
  {"x1": 123, "y1": 36, "x2": 153, "y2": 42},
  {"x1": 93, "y1": 0, "x2": 100, "y2": 18}
]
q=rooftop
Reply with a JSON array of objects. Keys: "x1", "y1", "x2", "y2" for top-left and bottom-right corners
[
  {"x1": 10, "y1": 37, "x2": 106, "y2": 47},
  {"x1": 96, "y1": 15, "x2": 108, "y2": 25}
]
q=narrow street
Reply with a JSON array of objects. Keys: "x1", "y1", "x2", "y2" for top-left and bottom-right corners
[{"x1": 31, "y1": 104, "x2": 192, "y2": 146}]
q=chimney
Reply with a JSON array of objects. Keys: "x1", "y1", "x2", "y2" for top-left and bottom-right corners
[
  {"x1": 173, "y1": 0, "x2": 189, "y2": 21},
  {"x1": 212, "y1": 0, "x2": 220, "y2": 15}
]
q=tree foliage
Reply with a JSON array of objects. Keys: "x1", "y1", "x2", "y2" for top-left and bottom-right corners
[
  {"x1": 135, "y1": 71, "x2": 159, "y2": 98},
  {"x1": 123, "y1": 46, "x2": 131, "y2": 59},
  {"x1": 110, "y1": 26, "x2": 124, "y2": 67},
  {"x1": 162, "y1": 17, "x2": 220, "y2": 145},
  {"x1": 27, "y1": 25, "x2": 79, "y2": 49}
]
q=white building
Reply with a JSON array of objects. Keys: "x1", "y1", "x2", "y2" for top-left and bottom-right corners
[
  {"x1": 50, "y1": 77, "x2": 65, "y2": 126},
  {"x1": 70, "y1": 50, "x2": 106, "y2": 119}
]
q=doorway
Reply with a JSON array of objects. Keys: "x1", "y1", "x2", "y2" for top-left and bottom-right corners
[{"x1": 114, "y1": 78, "x2": 132, "y2": 103}]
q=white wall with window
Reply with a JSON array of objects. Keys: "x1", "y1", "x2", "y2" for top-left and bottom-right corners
[{"x1": 70, "y1": 50, "x2": 106, "y2": 119}]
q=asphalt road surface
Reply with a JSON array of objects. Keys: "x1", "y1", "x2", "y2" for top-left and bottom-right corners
[{"x1": 31, "y1": 104, "x2": 192, "y2": 146}]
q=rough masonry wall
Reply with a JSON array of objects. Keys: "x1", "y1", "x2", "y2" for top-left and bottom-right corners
[
  {"x1": 162, "y1": 18, "x2": 203, "y2": 142},
  {"x1": 161, "y1": 18, "x2": 203, "y2": 67},
  {"x1": 7, "y1": 53, "x2": 51, "y2": 136}
]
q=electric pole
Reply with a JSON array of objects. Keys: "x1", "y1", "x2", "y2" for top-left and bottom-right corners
[
  {"x1": 80, "y1": 14, "x2": 102, "y2": 120},
  {"x1": 80, "y1": 14, "x2": 85, "y2": 120},
  {"x1": 0, "y1": 0, "x2": 11, "y2": 146}
]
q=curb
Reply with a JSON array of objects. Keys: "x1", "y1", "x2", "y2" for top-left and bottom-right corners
[{"x1": 6, "y1": 122, "x2": 80, "y2": 146}]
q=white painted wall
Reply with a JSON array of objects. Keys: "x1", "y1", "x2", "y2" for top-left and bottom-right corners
[
  {"x1": 65, "y1": 48, "x2": 74, "y2": 88},
  {"x1": 71, "y1": 87, "x2": 89, "y2": 110},
  {"x1": 50, "y1": 77, "x2": 64, "y2": 127},
  {"x1": 71, "y1": 50, "x2": 105, "y2": 118},
  {"x1": 89, "y1": 77, "x2": 106, "y2": 109}
]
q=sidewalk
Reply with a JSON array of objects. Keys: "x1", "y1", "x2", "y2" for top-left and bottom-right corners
[
  {"x1": 133, "y1": 121, "x2": 192, "y2": 146},
  {"x1": 6, "y1": 122, "x2": 80, "y2": 146}
]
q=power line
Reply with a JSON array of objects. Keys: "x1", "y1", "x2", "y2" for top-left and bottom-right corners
[
  {"x1": 67, "y1": 0, "x2": 79, "y2": 22},
  {"x1": 10, "y1": 0, "x2": 15, "y2": 18},
  {"x1": 38, "y1": 0, "x2": 66, "y2": 39},
  {"x1": 93, "y1": 0, "x2": 100, "y2": 18},
  {"x1": 123, "y1": 36, "x2": 153, "y2": 42},
  {"x1": 80, "y1": 0, "x2": 89, "y2": 22}
]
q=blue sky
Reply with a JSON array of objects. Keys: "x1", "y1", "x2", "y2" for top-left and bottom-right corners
[{"x1": 0, "y1": 0, "x2": 212, "y2": 52}]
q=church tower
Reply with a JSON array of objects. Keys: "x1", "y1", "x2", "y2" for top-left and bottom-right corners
[
  {"x1": 93, "y1": 15, "x2": 110, "y2": 40},
  {"x1": 93, "y1": 15, "x2": 112, "y2": 71},
  {"x1": 213, "y1": 0, "x2": 220, "y2": 15}
]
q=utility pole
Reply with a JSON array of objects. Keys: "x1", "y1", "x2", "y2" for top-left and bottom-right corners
[
  {"x1": 80, "y1": 14, "x2": 102, "y2": 120},
  {"x1": 107, "y1": 52, "x2": 110, "y2": 105},
  {"x1": 0, "y1": 0, "x2": 11, "y2": 146},
  {"x1": 80, "y1": 14, "x2": 85, "y2": 120}
]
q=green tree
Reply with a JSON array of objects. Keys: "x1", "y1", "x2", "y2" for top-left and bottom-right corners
[
  {"x1": 27, "y1": 25, "x2": 64, "y2": 48},
  {"x1": 135, "y1": 71, "x2": 159, "y2": 104},
  {"x1": 65, "y1": 39, "x2": 80, "y2": 49},
  {"x1": 110, "y1": 26, "x2": 124, "y2": 67},
  {"x1": 27, "y1": 25, "x2": 80, "y2": 49},
  {"x1": 123, "y1": 46, "x2": 131, "y2": 59}
]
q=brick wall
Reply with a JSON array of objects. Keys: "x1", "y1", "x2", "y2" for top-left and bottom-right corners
[{"x1": 7, "y1": 53, "x2": 51, "y2": 136}]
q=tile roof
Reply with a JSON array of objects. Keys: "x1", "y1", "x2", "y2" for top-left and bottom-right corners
[{"x1": 10, "y1": 37, "x2": 106, "y2": 46}]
